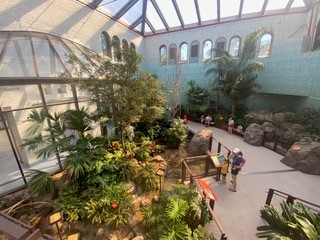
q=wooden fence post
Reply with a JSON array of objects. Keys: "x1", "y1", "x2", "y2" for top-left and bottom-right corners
[
  {"x1": 265, "y1": 188, "x2": 274, "y2": 205},
  {"x1": 182, "y1": 161, "x2": 186, "y2": 183}
]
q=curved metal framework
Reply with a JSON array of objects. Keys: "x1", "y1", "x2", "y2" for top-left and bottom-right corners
[{"x1": 78, "y1": 0, "x2": 312, "y2": 36}]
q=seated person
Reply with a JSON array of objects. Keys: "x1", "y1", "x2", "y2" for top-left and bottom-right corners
[{"x1": 234, "y1": 124, "x2": 244, "y2": 133}]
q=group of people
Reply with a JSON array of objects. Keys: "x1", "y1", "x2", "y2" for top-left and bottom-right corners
[
  {"x1": 200, "y1": 114, "x2": 213, "y2": 128},
  {"x1": 220, "y1": 148, "x2": 245, "y2": 192}
]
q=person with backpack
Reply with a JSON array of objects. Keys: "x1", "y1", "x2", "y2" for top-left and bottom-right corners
[{"x1": 228, "y1": 148, "x2": 245, "y2": 192}]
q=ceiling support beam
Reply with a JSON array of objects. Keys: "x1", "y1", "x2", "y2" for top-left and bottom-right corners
[
  {"x1": 141, "y1": 0, "x2": 148, "y2": 35},
  {"x1": 114, "y1": 0, "x2": 139, "y2": 20},
  {"x1": 145, "y1": 18, "x2": 156, "y2": 33},
  {"x1": 89, "y1": 0, "x2": 103, "y2": 9},
  {"x1": 217, "y1": 0, "x2": 221, "y2": 22},
  {"x1": 130, "y1": 16, "x2": 143, "y2": 29},
  {"x1": 150, "y1": 0, "x2": 169, "y2": 30},
  {"x1": 260, "y1": 0, "x2": 268, "y2": 16},
  {"x1": 172, "y1": 0, "x2": 184, "y2": 28},
  {"x1": 303, "y1": 0, "x2": 312, "y2": 10},
  {"x1": 285, "y1": 0, "x2": 294, "y2": 11},
  {"x1": 238, "y1": 0, "x2": 244, "y2": 19},
  {"x1": 194, "y1": 0, "x2": 201, "y2": 25}
]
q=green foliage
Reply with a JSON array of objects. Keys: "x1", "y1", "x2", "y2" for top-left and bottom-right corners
[
  {"x1": 142, "y1": 184, "x2": 211, "y2": 240},
  {"x1": 206, "y1": 28, "x2": 269, "y2": 115},
  {"x1": 75, "y1": 48, "x2": 166, "y2": 147},
  {"x1": 164, "y1": 119, "x2": 188, "y2": 149},
  {"x1": 301, "y1": 107, "x2": 320, "y2": 135},
  {"x1": 56, "y1": 194, "x2": 85, "y2": 223},
  {"x1": 185, "y1": 80, "x2": 210, "y2": 113},
  {"x1": 136, "y1": 164, "x2": 159, "y2": 191},
  {"x1": 57, "y1": 183, "x2": 134, "y2": 227},
  {"x1": 257, "y1": 201, "x2": 320, "y2": 240},
  {"x1": 26, "y1": 169, "x2": 56, "y2": 196},
  {"x1": 84, "y1": 184, "x2": 134, "y2": 227}
]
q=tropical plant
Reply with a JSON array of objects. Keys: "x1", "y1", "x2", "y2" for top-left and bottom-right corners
[
  {"x1": 206, "y1": 28, "x2": 269, "y2": 115},
  {"x1": 26, "y1": 169, "x2": 58, "y2": 199},
  {"x1": 301, "y1": 107, "x2": 320, "y2": 135},
  {"x1": 185, "y1": 80, "x2": 209, "y2": 113},
  {"x1": 257, "y1": 201, "x2": 320, "y2": 239},
  {"x1": 136, "y1": 164, "x2": 159, "y2": 191},
  {"x1": 164, "y1": 119, "x2": 188, "y2": 149},
  {"x1": 73, "y1": 47, "x2": 166, "y2": 148},
  {"x1": 142, "y1": 184, "x2": 212, "y2": 240}
]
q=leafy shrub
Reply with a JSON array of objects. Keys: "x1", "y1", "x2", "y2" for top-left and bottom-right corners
[
  {"x1": 142, "y1": 184, "x2": 212, "y2": 240},
  {"x1": 301, "y1": 107, "x2": 320, "y2": 135},
  {"x1": 164, "y1": 119, "x2": 188, "y2": 149},
  {"x1": 56, "y1": 194, "x2": 85, "y2": 223},
  {"x1": 84, "y1": 184, "x2": 134, "y2": 227},
  {"x1": 257, "y1": 201, "x2": 320, "y2": 239},
  {"x1": 136, "y1": 164, "x2": 159, "y2": 191}
]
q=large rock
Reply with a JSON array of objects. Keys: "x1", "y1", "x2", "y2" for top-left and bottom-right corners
[
  {"x1": 279, "y1": 123, "x2": 307, "y2": 148},
  {"x1": 188, "y1": 129, "x2": 213, "y2": 156},
  {"x1": 245, "y1": 109, "x2": 273, "y2": 124},
  {"x1": 261, "y1": 122, "x2": 276, "y2": 142},
  {"x1": 281, "y1": 141, "x2": 320, "y2": 175},
  {"x1": 244, "y1": 123, "x2": 264, "y2": 146}
]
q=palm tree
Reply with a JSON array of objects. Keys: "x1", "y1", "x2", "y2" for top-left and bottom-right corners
[{"x1": 205, "y1": 28, "x2": 268, "y2": 115}]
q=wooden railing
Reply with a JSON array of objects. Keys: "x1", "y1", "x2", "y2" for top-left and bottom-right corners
[
  {"x1": 181, "y1": 160, "x2": 227, "y2": 240},
  {"x1": 0, "y1": 211, "x2": 55, "y2": 240},
  {"x1": 265, "y1": 188, "x2": 320, "y2": 213}
]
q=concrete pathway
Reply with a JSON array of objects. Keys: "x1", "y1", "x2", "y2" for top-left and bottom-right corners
[{"x1": 187, "y1": 121, "x2": 320, "y2": 240}]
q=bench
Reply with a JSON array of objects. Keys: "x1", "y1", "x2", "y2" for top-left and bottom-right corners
[
  {"x1": 0, "y1": 211, "x2": 32, "y2": 240},
  {"x1": 232, "y1": 129, "x2": 245, "y2": 137}
]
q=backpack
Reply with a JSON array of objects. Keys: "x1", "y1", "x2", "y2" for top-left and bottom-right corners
[{"x1": 242, "y1": 156, "x2": 247, "y2": 166}]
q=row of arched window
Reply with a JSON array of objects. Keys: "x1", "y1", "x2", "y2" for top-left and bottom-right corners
[
  {"x1": 159, "y1": 33, "x2": 273, "y2": 65},
  {"x1": 101, "y1": 31, "x2": 136, "y2": 61}
]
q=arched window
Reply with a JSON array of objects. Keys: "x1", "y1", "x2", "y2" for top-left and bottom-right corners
[
  {"x1": 313, "y1": 20, "x2": 320, "y2": 50},
  {"x1": 130, "y1": 42, "x2": 136, "y2": 51},
  {"x1": 159, "y1": 45, "x2": 167, "y2": 64},
  {"x1": 169, "y1": 43, "x2": 177, "y2": 65},
  {"x1": 229, "y1": 36, "x2": 241, "y2": 58},
  {"x1": 122, "y1": 39, "x2": 129, "y2": 52},
  {"x1": 190, "y1": 40, "x2": 199, "y2": 63},
  {"x1": 112, "y1": 36, "x2": 121, "y2": 61},
  {"x1": 179, "y1": 42, "x2": 188, "y2": 63},
  {"x1": 202, "y1": 40, "x2": 212, "y2": 61},
  {"x1": 258, "y1": 33, "x2": 272, "y2": 58},
  {"x1": 101, "y1": 31, "x2": 111, "y2": 58},
  {"x1": 215, "y1": 37, "x2": 226, "y2": 57}
]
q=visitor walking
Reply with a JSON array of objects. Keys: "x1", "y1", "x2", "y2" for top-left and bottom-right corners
[
  {"x1": 228, "y1": 148, "x2": 244, "y2": 192},
  {"x1": 228, "y1": 116, "x2": 234, "y2": 134}
]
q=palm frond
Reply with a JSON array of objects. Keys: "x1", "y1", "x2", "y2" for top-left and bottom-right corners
[
  {"x1": 27, "y1": 169, "x2": 55, "y2": 196},
  {"x1": 23, "y1": 108, "x2": 49, "y2": 137}
]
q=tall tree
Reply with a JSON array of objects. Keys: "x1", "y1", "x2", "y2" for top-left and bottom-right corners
[
  {"x1": 75, "y1": 48, "x2": 166, "y2": 147},
  {"x1": 205, "y1": 28, "x2": 268, "y2": 115}
]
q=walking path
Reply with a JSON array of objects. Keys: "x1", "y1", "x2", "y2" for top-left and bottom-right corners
[{"x1": 187, "y1": 121, "x2": 320, "y2": 240}]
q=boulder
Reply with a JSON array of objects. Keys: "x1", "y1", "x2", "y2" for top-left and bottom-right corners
[
  {"x1": 244, "y1": 123, "x2": 264, "y2": 146},
  {"x1": 261, "y1": 122, "x2": 276, "y2": 142},
  {"x1": 281, "y1": 141, "x2": 320, "y2": 175},
  {"x1": 245, "y1": 109, "x2": 273, "y2": 124},
  {"x1": 188, "y1": 129, "x2": 213, "y2": 156}
]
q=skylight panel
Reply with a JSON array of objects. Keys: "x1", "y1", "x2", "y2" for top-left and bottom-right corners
[
  {"x1": 147, "y1": 3, "x2": 166, "y2": 31},
  {"x1": 155, "y1": 0, "x2": 181, "y2": 28},
  {"x1": 120, "y1": 0, "x2": 142, "y2": 25},
  {"x1": 176, "y1": 0, "x2": 198, "y2": 25},
  {"x1": 144, "y1": 24, "x2": 152, "y2": 34},
  {"x1": 198, "y1": 0, "x2": 217, "y2": 22},
  {"x1": 220, "y1": 0, "x2": 240, "y2": 18},
  {"x1": 135, "y1": 23, "x2": 142, "y2": 32},
  {"x1": 266, "y1": 0, "x2": 289, "y2": 11},
  {"x1": 242, "y1": 0, "x2": 265, "y2": 15},
  {"x1": 291, "y1": 0, "x2": 306, "y2": 8},
  {"x1": 97, "y1": 0, "x2": 129, "y2": 15}
]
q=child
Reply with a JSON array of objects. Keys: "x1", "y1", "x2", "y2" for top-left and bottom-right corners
[{"x1": 221, "y1": 158, "x2": 229, "y2": 184}]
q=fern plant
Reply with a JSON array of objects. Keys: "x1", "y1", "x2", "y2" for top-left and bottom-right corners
[{"x1": 142, "y1": 184, "x2": 212, "y2": 240}]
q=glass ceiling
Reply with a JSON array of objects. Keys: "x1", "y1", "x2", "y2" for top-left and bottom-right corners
[{"x1": 78, "y1": 0, "x2": 312, "y2": 36}]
